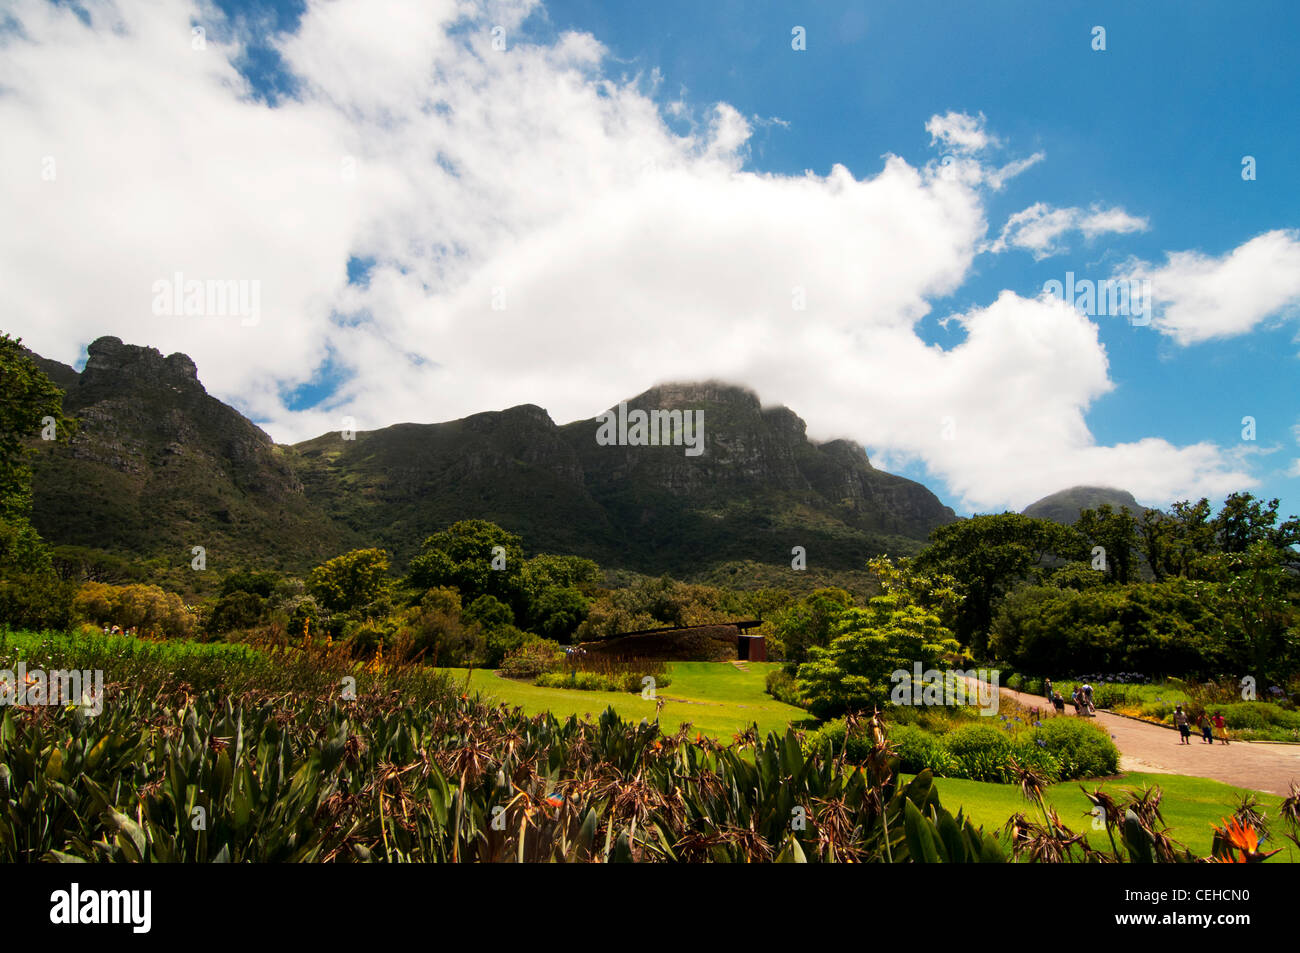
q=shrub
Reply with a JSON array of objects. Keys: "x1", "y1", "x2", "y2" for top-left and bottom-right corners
[
  {"x1": 498, "y1": 639, "x2": 566, "y2": 679},
  {"x1": 483, "y1": 623, "x2": 530, "y2": 667},
  {"x1": 944, "y1": 723, "x2": 1018, "y2": 782},
  {"x1": 765, "y1": 668, "x2": 803, "y2": 707},
  {"x1": 1215, "y1": 702, "x2": 1300, "y2": 731},
  {"x1": 888, "y1": 725, "x2": 956, "y2": 776},
  {"x1": 534, "y1": 670, "x2": 672, "y2": 693},
  {"x1": 802, "y1": 719, "x2": 874, "y2": 763},
  {"x1": 1028, "y1": 717, "x2": 1119, "y2": 779},
  {"x1": 1090, "y1": 684, "x2": 1131, "y2": 709},
  {"x1": 0, "y1": 572, "x2": 74, "y2": 631}
]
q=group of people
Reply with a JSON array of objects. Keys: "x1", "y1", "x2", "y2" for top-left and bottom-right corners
[
  {"x1": 1173, "y1": 705, "x2": 1231, "y2": 745},
  {"x1": 1043, "y1": 677, "x2": 1095, "y2": 717},
  {"x1": 1041, "y1": 678, "x2": 1232, "y2": 745}
]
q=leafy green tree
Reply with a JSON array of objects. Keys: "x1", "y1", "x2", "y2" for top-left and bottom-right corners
[
  {"x1": 308, "y1": 548, "x2": 391, "y2": 613},
  {"x1": 463, "y1": 593, "x2": 514, "y2": 630},
  {"x1": 520, "y1": 553, "x2": 601, "y2": 594},
  {"x1": 1075, "y1": 504, "x2": 1139, "y2": 584},
  {"x1": 916, "y1": 513, "x2": 1085, "y2": 653},
  {"x1": 407, "y1": 520, "x2": 525, "y2": 605},
  {"x1": 774, "y1": 587, "x2": 854, "y2": 667},
  {"x1": 990, "y1": 578, "x2": 1239, "y2": 679},
  {"x1": 0, "y1": 335, "x2": 77, "y2": 628},
  {"x1": 1205, "y1": 541, "x2": 1299, "y2": 682},
  {"x1": 0, "y1": 333, "x2": 75, "y2": 522},
  {"x1": 1213, "y1": 492, "x2": 1283, "y2": 555},
  {"x1": 796, "y1": 559, "x2": 963, "y2": 719},
  {"x1": 209, "y1": 590, "x2": 266, "y2": 633},
  {"x1": 529, "y1": 586, "x2": 589, "y2": 642},
  {"x1": 1139, "y1": 498, "x2": 1216, "y2": 579},
  {"x1": 220, "y1": 569, "x2": 280, "y2": 599}
]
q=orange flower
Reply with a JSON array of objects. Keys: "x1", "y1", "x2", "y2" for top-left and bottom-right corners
[
  {"x1": 1223, "y1": 817, "x2": 1259, "y2": 853},
  {"x1": 1213, "y1": 816, "x2": 1282, "y2": 862}
]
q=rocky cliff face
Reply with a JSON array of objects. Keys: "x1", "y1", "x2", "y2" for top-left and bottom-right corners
[
  {"x1": 29, "y1": 337, "x2": 348, "y2": 566},
  {"x1": 27, "y1": 337, "x2": 957, "y2": 575}
]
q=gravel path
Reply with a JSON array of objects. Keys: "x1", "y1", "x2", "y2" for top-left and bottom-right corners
[{"x1": 998, "y1": 683, "x2": 1300, "y2": 796}]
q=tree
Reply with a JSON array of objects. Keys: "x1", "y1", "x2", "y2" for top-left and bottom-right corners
[
  {"x1": 0, "y1": 335, "x2": 77, "y2": 629},
  {"x1": 0, "y1": 333, "x2": 75, "y2": 522},
  {"x1": 773, "y1": 587, "x2": 853, "y2": 667},
  {"x1": 308, "y1": 548, "x2": 391, "y2": 613},
  {"x1": 796, "y1": 561, "x2": 962, "y2": 720},
  {"x1": 209, "y1": 590, "x2": 266, "y2": 633},
  {"x1": 407, "y1": 520, "x2": 525, "y2": 605},
  {"x1": 1205, "y1": 541, "x2": 1299, "y2": 683},
  {"x1": 529, "y1": 586, "x2": 589, "y2": 642},
  {"x1": 1075, "y1": 504, "x2": 1139, "y2": 584},
  {"x1": 463, "y1": 593, "x2": 514, "y2": 630},
  {"x1": 915, "y1": 513, "x2": 1085, "y2": 653}
]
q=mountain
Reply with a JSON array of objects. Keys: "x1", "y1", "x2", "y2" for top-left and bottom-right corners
[
  {"x1": 28, "y1": 336, "x2": 354, "y2": 568},
  {"x1": 27, "y1": 336, "x2": 956, "y2": 579},
  {"x1": 1022, "y1": 485, "x2": 1144, "y2": 525}
]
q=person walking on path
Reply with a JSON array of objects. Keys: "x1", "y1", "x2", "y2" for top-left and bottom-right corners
[
  {"x1": 1197, "y1": 711, "x2": 1214, "y2": 744},
  {"x1": 1044, "y1": 678, "x2": 1053, "y2": 705},
  {"x1": 1174, "y1": 705, "x2": 1192, "y2": 744},
  {"x1": 1213, "y1": 711, "x2": 1230, "y2": 745}
]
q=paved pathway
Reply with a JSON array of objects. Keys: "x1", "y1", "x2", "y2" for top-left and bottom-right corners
[{"x1": 998, "y1": 683, "x2": 1300, "y2": 796}]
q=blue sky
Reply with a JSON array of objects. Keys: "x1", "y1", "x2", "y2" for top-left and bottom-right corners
[
  {"x1": 5, "y1": 0, "x2": 1298, "y2": 519},
  {"x1": 529, "y1": 0, "x2": 1300, "y2": 515}
]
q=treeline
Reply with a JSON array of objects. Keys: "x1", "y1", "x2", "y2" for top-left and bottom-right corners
[{"x1": 915, "y1": 500, "x2": 1299, "y2": 682}]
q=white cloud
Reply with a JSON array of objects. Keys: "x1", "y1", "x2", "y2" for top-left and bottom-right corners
[
  {"x1": 987, "y1": 202, "x2": 1148, "y2": 259},
  {"x1": 0, "y1": 0, "x2": 1257, "y2": 513},
  {"x1": 925, "y1": 110, "x2": 997, "y2": 155},
  {"x1": 1123, "y1": 230, "x2": 1300, "y2": 345}
]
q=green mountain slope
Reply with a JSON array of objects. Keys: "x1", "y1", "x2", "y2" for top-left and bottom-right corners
[{"x1": 27, "y1": 336, "x2": 957, "y2": 578}]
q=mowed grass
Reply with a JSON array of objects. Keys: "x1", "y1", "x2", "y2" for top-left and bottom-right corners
[
  {"x1": 440, "y1": 661, "x2": 815, "y2": 739},
  {"x1": 442, "y1": 660, "x2": 1297, "y2": 861},
  {"x1": 909, "y1": 771, "x2": 1298, "y2": 862}
]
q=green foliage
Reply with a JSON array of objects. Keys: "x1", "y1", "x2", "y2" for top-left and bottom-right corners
[
  {"x1": 393, "y1": 588, "x2": 482, "y2": 666},
  {"x1": 0, "y1": 333, "x2": 75, "y2": 522},
  {"x1": 772, "y1": 587, "x2": 853, "y2": 667},
  {"x1": 1027, "y1": 718, "x2": 1119, "y2": 779},
  {"x1": 209, "y1": 590, "x2": 266, "y2": 634},
  {"x1": 220, "y1": 569, "x2": 280, "y2": 599},
  {"x1": 72, "y1": 581, "x2": 194, "y2": 637},
  {"x1": 528, "y1": 586, "x2": 590, "y2": 642},
  {"x1": 534, "y1": 670, "x2": 672, "y2": 693},
  {"x1": 916, "y1": 513, "x2": 1086, "y2": 653},
  {"x1": 498, "y1": 639, "x2": 567, "y2": 679},
  {"x1": 407, "y1": 520, "x2": 525, "y2": 605},
  {"x1": 0, "y1": 572, "x2": 75, "y2": 632},
  {"x1": 764, "y1": 667, "x2": 803, "y2": 707},
  {"x1": 990, "y1": 577, "x2": 1242, "y2": 680},
  {"x1": 463, "y1": 594, "x2": 514, "y2": 630},
  {"x1": 483, "y1": 624, "x2": 531, "y2": 668},
  {"x1": 308, "y1": 548, "x2": 391, "y2": 614},
  {"x1": 1075, "y1": 504, "x2": 1139, "y2": 584},
  {"x1": 797, "y1": 559, "x2": 963, "y2": 720}
]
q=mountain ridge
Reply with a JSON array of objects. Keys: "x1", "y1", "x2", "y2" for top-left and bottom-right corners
[{"x1": 27, "y1": 335, "x2": 957, "y2": 578}]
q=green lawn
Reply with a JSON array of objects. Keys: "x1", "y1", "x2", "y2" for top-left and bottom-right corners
[
  {"x1": 440, "y1": 661, "x2": 815, "y2": 739},
  {"x1": 446, "y1": 660, "x2": 1295, "y2": 861},
  {"x1": 908, "y1": 771, "x2": 1296, "y2": 861}
]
